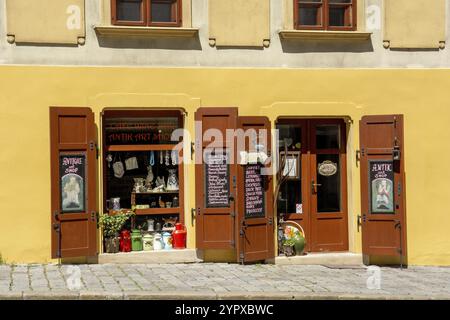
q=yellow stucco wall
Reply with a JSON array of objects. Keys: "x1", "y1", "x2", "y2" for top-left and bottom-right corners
[
  {"x1": 209, "y1": 0, "x2": 270, "y2": 46},
  {"x1": 6, "y1": 0, "x2": 85, "y2": 44},
  {"x1": 384, "y1": 0, "x2": 446, "y2": 48},
  {"x1": 0, "y1": 66, "x2": 450, "y2": 266}
]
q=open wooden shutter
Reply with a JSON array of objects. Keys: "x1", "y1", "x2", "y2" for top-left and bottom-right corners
[
  {"x1": 359, "y1": 115, "x2": 407, "y2": 263},
  {"x1": 236, "y1": 116, "x2": 275, "y2": 263},
  {"x1": 194, "y1": 107, "x2": 238, "y2": 249},
  {"x1": 50, "y1": 107, "x2": 98, "y2": 258}
]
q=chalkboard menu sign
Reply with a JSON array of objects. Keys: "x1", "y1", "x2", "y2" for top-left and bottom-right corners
[
  {"x1": 369, "y1": 160, "x2": 394, "y2": 214},
  {"x1": 244, "y1": 164, "x2": 265, "y2": 218},
  {"x1": 59, "y1": 154, "x2": 86, "y2": 213},
  {"x1": 205, "y1": 151, "x2": 230, "y2": 208}
]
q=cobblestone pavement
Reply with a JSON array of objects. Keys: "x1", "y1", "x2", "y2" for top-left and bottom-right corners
[{"x1": 0, "y1": 263, "x2": 450, "y2": 300}]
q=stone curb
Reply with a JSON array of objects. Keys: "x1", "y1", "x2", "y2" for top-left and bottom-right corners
[{"x1": 2, "y1": 291, "x2": 450, "y2": 300}]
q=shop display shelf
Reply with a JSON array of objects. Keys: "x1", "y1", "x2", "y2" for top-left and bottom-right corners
[{"x1": 135, "y1": 207, "x2": 181, "y2": 215}]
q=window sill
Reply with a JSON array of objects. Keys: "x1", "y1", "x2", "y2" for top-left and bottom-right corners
[
  {"x1": 279, "y1": 30, "x2": 372, "y2": 41},
  {"x1": 94, "y1": 25, "x2": 199, "y2": 38}
]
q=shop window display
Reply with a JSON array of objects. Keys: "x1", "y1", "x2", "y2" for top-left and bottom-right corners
[{"x1": 102, "y1": 110, "x2": 185, "y2": 253}]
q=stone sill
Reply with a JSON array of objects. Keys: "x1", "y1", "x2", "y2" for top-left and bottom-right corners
[
  {"x1": 94, "y1": 25, "x2": 199, "y2": 38},
  {"x1": 279, "y1": 30, "x2": 372, "y2": 41}
]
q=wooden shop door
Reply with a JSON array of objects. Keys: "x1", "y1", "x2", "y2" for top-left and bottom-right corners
[
  {"x1": 236, "y1": 117, "x2": 275, "y2": 263},
  {"x1": 194, "y1": 107, "x2": 238, "y2": 249},
  {"x1": 309, "y1": 119, "x2": 349, "y2": 252},
  {"x1": 359, "y1": 115, "x2": 407, "y2": 264},
  {"x1": 276, "y1": 119, "x2": 348, "y2": 252},
  {"x1": 50, "y1": 107, "x2": 98, "y2": 258}
]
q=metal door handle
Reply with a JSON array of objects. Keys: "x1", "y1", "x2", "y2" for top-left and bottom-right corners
[{"x1": 311, "y1": 180, "x2": 322, "y2": 193}]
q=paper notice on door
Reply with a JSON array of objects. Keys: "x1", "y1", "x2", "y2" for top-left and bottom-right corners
[{"x1": 296, "y1": 203, "x2": 303, "y2": 214}]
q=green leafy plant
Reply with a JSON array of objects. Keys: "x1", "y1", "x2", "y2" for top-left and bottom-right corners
[
  {"x1": 283, "y1": 238, "x2": 296, "y2": 247},
  {"x1": 99, "y1": 210, "x2": 134, "y2": 238}
]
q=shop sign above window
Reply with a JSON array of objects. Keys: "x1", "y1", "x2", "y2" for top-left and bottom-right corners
[
  {"x1": 294, "y1": 0, "x2": 356, "y2": 31},
  {"x1": 104, "y1": 117, "x2": 180, "y2": 145},
  {"x1": 111, "y1": 0, "x2": 182, "y2": 27}
]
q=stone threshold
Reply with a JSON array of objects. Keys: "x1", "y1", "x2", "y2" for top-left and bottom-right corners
[
  {"x1": 269, "y1": 252, "x2": 363, "y2": 266},
  {"x1": 98, "y1": 249, "x2": 202, "y2": 264}
]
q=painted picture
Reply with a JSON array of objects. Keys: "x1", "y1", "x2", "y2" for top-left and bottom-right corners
[
  {"x1": 60, "y1": 155, "x2": 86, "y2": 213},
  {"x1": 370, "y1": 160, "x2": 394, "y2": 214}
]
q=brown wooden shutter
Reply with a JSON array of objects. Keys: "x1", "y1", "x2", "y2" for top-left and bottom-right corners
[
  {"x1": 359, "y1": 115, "x2": 407, "y2": 263},
  {"x1": 50, "y1": 107, "x2": 98, "y2": 258},
  {"x1": 236, "y1": 116, "x2": 275, "y2": 263},
  {"x1": 194, "y1": 107, "x2": 238, "y2": 249}
]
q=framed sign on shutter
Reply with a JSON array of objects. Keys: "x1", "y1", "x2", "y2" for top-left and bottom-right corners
[{"x1": 50, "y1": 107, "x2": 98, "y2": 259}]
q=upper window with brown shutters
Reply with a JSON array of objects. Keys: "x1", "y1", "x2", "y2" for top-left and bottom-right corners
[
  {"x1": 111, "y1": 0, "x2": 182, "y2": 27},
  {"x1": 294, "y1": 0, "x2": 356, "y2": 31}
]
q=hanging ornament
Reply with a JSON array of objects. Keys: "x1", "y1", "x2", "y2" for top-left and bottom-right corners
[
  {"x1": 165, "y1": 150, "x2": 170, "y2": 166},
  {"x1": 106, "y1": 154, "x2": 113, "y2": 168},
  {"x1": 150, "y1": 151, "x2": 155, "y2": 166},
  {"x1": 171, "y1": 150, "x2": 177, "y2": 165}
]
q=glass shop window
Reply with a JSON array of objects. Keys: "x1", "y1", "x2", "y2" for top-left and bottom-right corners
[{"x1": 102, "y1": 109, "x2": 184, "y2": 233}]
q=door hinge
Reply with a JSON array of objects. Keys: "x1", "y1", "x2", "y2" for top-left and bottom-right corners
[
  {"x1": 232, "y1": 175, "x2": 236, "y2": 188},
  {"x1": 357, "y1": 215, "x2": 362, "y2": 232},
  {"x1": 239, "y1": 253, "x2": 245, "y2": 264},
  {"x1": 356, "y1": 150, "x2": 361, "y2": 163},
  {"x1": 268, "y1": 217, "x2": 273, "y2": 225},
  {"x1": 89, "y1": 140, "x2": 99, "y2": 159}
]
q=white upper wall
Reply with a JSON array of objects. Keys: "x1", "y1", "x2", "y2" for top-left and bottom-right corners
[{"x1": 0, "y1": 0, "x2": 448, "y2": 68}]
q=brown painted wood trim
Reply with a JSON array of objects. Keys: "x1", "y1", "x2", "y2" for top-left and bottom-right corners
[{"x1": 293, "y1": 0, "x2": 357, "y2": 31}]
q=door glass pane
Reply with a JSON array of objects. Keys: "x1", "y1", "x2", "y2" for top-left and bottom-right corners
[
  {"x1": 277, "y1": 124, "x2": 302, "y2": 152},
  {"x1": 317, "y1": 154, "x2": 340, "y2": 212},
  {"x1": 278, "y1": 180, "x2": 302, "y2": 215},
  {"x1": 316, "y1": 125, "x2": 340, "y2": 149},
  {"x1": 276, "y1": 123, "x2": 303, "y2": 215},
  {"x1": 117, "y1": 0, "x2": 142, "y2": 21},
  {"x1": 151, "y1": 1, "x2": 175, "y2": 23}
]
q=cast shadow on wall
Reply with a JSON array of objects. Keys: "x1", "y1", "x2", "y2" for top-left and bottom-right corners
[
  {"x1": 96, "y1": 35, "x2": 202, "y2": 51},
  {"x1": 280, "y1": 39, "x2": 374, "y2": 53}
]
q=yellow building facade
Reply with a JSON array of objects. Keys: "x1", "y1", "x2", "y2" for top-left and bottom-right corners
[{"x1": 0, "y1": 1, "x2": 449, "y2": 266}]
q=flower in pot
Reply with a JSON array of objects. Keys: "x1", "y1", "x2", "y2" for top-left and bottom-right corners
[
  {"x1": 284, "y1": 225, "x2": 306, "y2": 256},
  {"x1": 99, "y1": 210, "x2": 134, "y2": 254},
  {"x1": 282, "y1": 238, "x2": 296, "y2": 257}
]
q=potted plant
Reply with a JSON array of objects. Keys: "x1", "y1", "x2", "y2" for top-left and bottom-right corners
[
  {"x1": 99, "y1": 210, "x2": 134, "y2": 253},
  {"x1": 282, "y1": 238, "x2": 296, "y2": 257}
]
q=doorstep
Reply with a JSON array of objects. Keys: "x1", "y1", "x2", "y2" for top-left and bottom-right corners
[
  {"x1": 98, "y1": 249, "x2": 203, "y2": 264},
  {"x1": 268, "y1": 252, "x2": 363, "y2": 266}
]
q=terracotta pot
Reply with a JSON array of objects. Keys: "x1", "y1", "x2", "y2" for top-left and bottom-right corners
[{"x1": 104, "y1": 236, "x2": 119, "y2": 253}]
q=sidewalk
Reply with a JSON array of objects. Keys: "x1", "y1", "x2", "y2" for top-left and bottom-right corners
[{"x1": 1, "y1": 263, "x2": 449, "y2": 300}]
